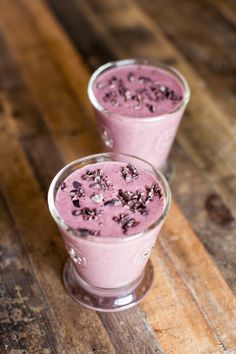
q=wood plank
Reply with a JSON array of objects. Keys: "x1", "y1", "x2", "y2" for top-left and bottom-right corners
[
  {"x1": 43, "y1": 0, "x2": 116, "y2": 70},
  {"x1": 0, "y1": 2, "x2": 163, "y2": 351},
  {"x1": 0, "y1": 0, "x2": 101, "y2": 164},
  {"x1": 0, "y1": 192, "x2": 58, "y2": 354},
  {"x1": 0, "y1": 31, "x2": 64, "y2": 192},
  {"x1": 143, "y1": 243, "x2": 219, "y2": 353},
  {"x1": 0, "y1": 94, "x2": 115, "y2": 354},
  {"x1": 44, "y1": 0, "x2": 236, "y2": 292},
  {"x1": 170, "y1": 142, "x2": 236, "y2": 292},
  {"x1": 136, "y1": 0, "x2": 236, "y2": 121},
  {"x1": 151, "y1": 203, "x2": 236, "y2": 352},
  {"x1": 209, "y1": 0, "x2": 236, "y2": 30},
  {"x1": 100, "y1": 309, "x2": 163, "y2": 354}
]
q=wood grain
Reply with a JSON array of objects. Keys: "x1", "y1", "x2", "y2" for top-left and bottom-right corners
[
  {"x1": 212, "y1": 0, "x2": 236, "y2": 27},
  {"x1": 137, "y1": 0, "x2": 236, "y2": 120},
  {"x1": 0, "y1": 190, "x2": 58, "y2": 354},
  {"x1": 0, "y1": 93, "x2": 115, "y2": 353},
  {"x1": 0, "y1": 0, "x2": 236, "y2": 353}
]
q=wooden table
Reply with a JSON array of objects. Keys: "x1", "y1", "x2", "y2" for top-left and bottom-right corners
[{"x1": 0, "y1": 1, "x2": 236, "y2": 353}]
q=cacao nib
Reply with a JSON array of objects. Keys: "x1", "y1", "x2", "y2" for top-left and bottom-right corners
[
  {"x1": 112, "y1": 213, "x2": 139, "y2": 234},
  {"x1": 82, "y1": 169, "x2": 110, "y2": 191},
  {"x1": 77, "y1": 228, "x2": 100, "y2": 237},
  {"x1": 104, "y1": 199, "x2": 121, "y2": 206},
  {"x1": 82, "y1": 169, "x2": 103, "y2": 181},
  {"x1": 73, "y1": 181, "x2": 82, "y2": 189},
  {"x1": 80, "y1": 207, "x2": 101, "y2": 221},
  {"x1": 118, "y1": 189, "x2": 148, "y2": 215},
  {"x1": 138, "y1": 76, "x2": 151, "y2": 83},
  {"x1": 146, "y1": 104, "x2": 155, "y2": 113},
  {"x1": 127, "y1": 72, "x2": 135, "y2": 82},
  {"x1": 72, "y1": 199, "x2": 80, "y2": 208},
  {"x1": 60, "y1": 182, "x2": 66, "y2": 190},
  {"x1": 121, "y1": 163, "x2": 139, "y2": 182},
  {"x1": 70, "y1": 186, "x2": 85, "y2": 198}
]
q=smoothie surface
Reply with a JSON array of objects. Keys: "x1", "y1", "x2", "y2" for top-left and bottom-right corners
[
  {"x1": 55, "y1": 161, "x2": 165, "y2": 237},
  {"x1": 93, "y1": 64, "x2": 184, "y2": 117}
]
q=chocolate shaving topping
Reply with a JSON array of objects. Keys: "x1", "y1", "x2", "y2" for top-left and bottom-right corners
[
  {"x1": 146, "y1": 104, "x2": 155, "y2": 113},
  {"x1": 72, "y1": 181, "x2": 82, "y2": 189},
  {"x1": 80, "y1": 207, "x2": 101, "y2": 221},
  {"x1": 72, "y1": 199, "x2": 80, "y2": 208},
  {"x1": 112, "y1": 213, "x2": 139, "y2": 234},
  {"x1": 127, "y1": 72, "x2": 135, "y2": 82},
  {"x1": 121, "y1": 163, "x2": 139, "y2": 182},
  {"x1": 69, "y1": 182, "x2": 85, "y2": 208},
  {"x1": 82, "y1": 168, "x2": 110, "y2": 191},
  {"x1": 146, "y1": 183, "x2": 163, "y2": 201},
  {"x1": 118, "y1": 189, "x2": 148, "y2": 215},
  {"x1": 104, "y1": 198, "x2": 121, "y2": 206},
  {"x1": 99, "y1": 72, "x2": 183, "y2": 114},
  {"x1": 82, "y1": 169, "x2": 110, "y2": 191},
  {"x1": 77, "y1": 228, "x2": 100, "y2": 237},
  {"x1": 70, "y1": 185, "x2": 85, "y2": 198},
  {"x1": 82, "y1": 169, "x2": 102, "y2": 181},
  {"x1": 138, "y1": 76, "x2": 151, "y2": 83},
  {"x1": 89, "y1": 179, "x2": 110, "y2": 191},
  {"x1": 72, "y1": 210, "x2": 81, "y2": 216},
  {"x1": 117, "y1": 182, "x2": 163, "y2": 215},
  {"x1": 60, "y1": 182, "x2": 66, "y2": 190}
]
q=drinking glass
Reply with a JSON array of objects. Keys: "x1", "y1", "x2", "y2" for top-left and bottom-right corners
[
  {"x1": 88, "y1": 59, "x2": 190, "y2": 174},
  {"x1": 48, "y1": 153, "x2": 171, "y2": 312}
]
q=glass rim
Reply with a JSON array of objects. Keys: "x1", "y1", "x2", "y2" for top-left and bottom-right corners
[
  {"x1": 48, "y1": 152, "x2": 171, "y2": 243},
  {"x1": 87, "y1": 58, "x2": 191, "y2": 122}
]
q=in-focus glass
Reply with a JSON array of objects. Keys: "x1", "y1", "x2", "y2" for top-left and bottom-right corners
[{"x1": 48, "y1": 153, "x2": 171, "y2": 312}]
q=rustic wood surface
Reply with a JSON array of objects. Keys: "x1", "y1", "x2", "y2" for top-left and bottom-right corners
[{"x1": 0, "y1": 0, "x2": 236, "y2": 353}]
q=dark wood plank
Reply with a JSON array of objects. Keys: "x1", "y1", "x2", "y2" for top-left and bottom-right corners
[
  {"x1": 0, "y1": 192, "x2": 58, "y2": 354},
  {"x1": 0, "y1": 31, "x2": 64, "y2": 192},
  {"x1": 100, "y1": 309, "x2": 163, "y2": 354},
  {"x1": 43, "y1": 0, "x2": 116, "y2": 70},
  {"x1": 212, "y1": 0, "x2": 236, "y2": 27},
  {"x1": 44, "y1": 0, "x2": 236, "y2": 294},
  {"x1": 170, "y1": 142, "x2": 236, "y2": 291},
  {"x1": 136, "y1": 0, "x2": 236, "y2": 121}
]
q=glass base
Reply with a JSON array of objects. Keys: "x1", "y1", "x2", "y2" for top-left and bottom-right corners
[{"x1": 63, "y1": 258, "x2": 154, "y2": 312}]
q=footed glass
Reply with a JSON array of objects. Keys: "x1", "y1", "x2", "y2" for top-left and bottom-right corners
[
  {"x1": 88, "y1": 59, "x2": 190, "y2": 176},
  {"x1": 48, "y1": 153, "x2": 171, "y2": 312}
]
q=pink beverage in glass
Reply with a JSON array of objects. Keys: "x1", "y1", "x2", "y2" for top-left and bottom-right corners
[
  {"x1": 48, "y1": 153, "x2": 171, "y2": 312},
  {"x1": 88, "y1": 59, "x2": 190, "y2": 171}
]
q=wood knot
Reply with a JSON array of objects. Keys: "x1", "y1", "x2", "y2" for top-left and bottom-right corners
[{"x1": 205, "y1": 193, "x2": 235, "y2": 228}]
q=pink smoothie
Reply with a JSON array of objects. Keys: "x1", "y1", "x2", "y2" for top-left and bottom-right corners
[
  {"x1": 55, "y1": 161, "x2": 167, "y2": 288},
  {"x1": 89, "y1": 61, "x2": 189, "y2": 169}
]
